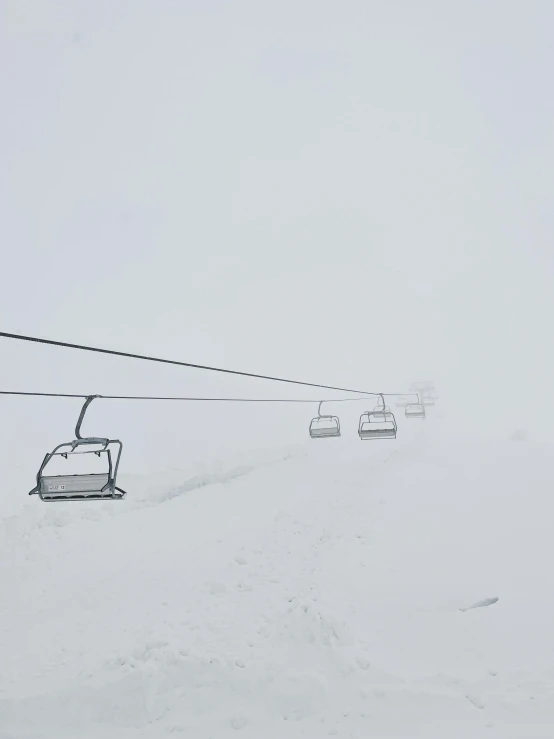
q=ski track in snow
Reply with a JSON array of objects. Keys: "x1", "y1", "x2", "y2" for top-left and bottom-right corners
[{"x1": 2, "y1": 421, "x2": 554, "y2": 737}]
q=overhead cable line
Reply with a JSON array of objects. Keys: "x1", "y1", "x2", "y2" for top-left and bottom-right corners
[
  {"x1": 0, "y1": 390, "x2": 379, "y2": 403},
  {"x1": 0, "y1": 331, "x2": 410, "y2": 397}
]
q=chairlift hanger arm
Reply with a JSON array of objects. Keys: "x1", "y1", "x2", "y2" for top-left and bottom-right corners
[
  {"x1": 73, "y1": 395, "x2": 111, "y2": 448},
  {"x1": 75, "y1": 395, "x2": 98, "y2": 439}
]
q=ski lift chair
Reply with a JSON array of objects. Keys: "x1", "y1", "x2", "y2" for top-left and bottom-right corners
[
  {"x1": 358, "y1": 395, "x2": 397, "y2": 440},
  {"x1": 28, "y1": 395, "x2": 127, "y2": 502},
  {"x1": 309, "y1": 401, "x2": 341, "y2": 439},
  {"x1": 422, "y1": 395, "x2": 435, "y2": 406},
  {"x1": 405, "y1": 402, "x2": 426, "y2": 419}
]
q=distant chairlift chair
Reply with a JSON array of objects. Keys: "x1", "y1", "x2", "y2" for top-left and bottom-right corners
[
  {"x1": 358, "y1": 394, "x2": 398, "y2": 440},
  {"x1": 309, "y1": 401, "x2": 341, "y2": 439},
  {"x1": 405, "y1": 400, "x2": 426, "y2": 419},
  {"x1": 28, "y1": 395, "x2": 127, "y2": 502}
]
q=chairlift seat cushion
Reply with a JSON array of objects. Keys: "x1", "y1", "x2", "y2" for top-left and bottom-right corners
[
  {"x1": 310, "y1": 427, "x2": 341, "y2": 438},
  {"x1": 359, "y1": 427, "x2": 397, "y2": 439},
  {"x1": 405, "y1": 404, "x2": 425, "y2": 417},
  {"x1": 39, "y1": 473, "x2": 119, "y2": 500}
]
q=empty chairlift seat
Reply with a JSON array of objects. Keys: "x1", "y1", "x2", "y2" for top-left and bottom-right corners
[
  {"x1": 309, "y1": 401, "x2": 341, "y2": 439},
  {"x1": 31, "y1": 441, "x2": 126, "y2": 501},
  {"x1": 29, "y1": 395, "x2": 127, "y2": 502},
  {"x1": 405, "y1": 403, "x2": 426, "y2": 419},
  {"x1": 358, "y1": 410, "x2": 397, "y2": 440}
]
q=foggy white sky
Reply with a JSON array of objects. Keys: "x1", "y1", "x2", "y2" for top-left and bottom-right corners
[{"x1": 1, "y1": 0, "x2": 554, "y2": 496}]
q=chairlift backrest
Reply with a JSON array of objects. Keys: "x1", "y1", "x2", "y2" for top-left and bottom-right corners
[{"x1": 40, "y1": 472, "x2": 110, "y2": 500}]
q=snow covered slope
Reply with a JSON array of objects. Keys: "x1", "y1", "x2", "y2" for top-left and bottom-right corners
[{"x1": 2, "y1": 417, "x2": 554, "y2": 738}]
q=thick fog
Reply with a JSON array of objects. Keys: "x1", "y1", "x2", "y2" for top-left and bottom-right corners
[{"x1": 2, "y1": 0, "x2": 553, "y2": 513}]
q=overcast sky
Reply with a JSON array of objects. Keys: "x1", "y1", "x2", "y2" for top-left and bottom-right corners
[{"x1": 1, "y1": 0, "x2": 553, "y2": 503}]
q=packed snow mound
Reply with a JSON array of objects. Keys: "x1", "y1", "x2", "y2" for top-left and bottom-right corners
[{"x1": 2, "y1": 420, "x2": 554, "y2": 738}]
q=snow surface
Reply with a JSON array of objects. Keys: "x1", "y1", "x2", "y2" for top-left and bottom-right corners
[{"x1": 2, "y1": 414, "x2": 554, "y2": 738}]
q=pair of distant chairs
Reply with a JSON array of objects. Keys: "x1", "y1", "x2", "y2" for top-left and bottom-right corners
[{"x1": 309, "y1": 399, "x2": 426, "y2": 441}]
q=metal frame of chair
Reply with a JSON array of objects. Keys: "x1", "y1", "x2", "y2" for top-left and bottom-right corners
[
  {"x1": 309, "y1": 401, "x2": 341, "y2": 439},
  {"x1": 28, "y1": 395, "x2": 127, "y2": 502},
  {"x1": 358, "y1": 394, "x2": 397, "y2": 440}
]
